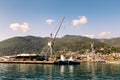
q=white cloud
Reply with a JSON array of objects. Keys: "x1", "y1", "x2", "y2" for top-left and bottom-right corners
[
  {"x1": 72, "y1": 16, "x2": 87, "y2": 26},
  {"x1": 10, "y1": 22, "x2": 30, "y2": 32},
  {"x1": 99, "y1": 32, "x2": 111, "y2": 37},
  {"x1": 84, "y1": 34, "x2": 95, "y2": 39},
  {"x1": 46, "y1": 19, "x2": 54, "y2": 25},
  {"x1": 83, "y1": 32, "x2": 111, "y2": 39}
]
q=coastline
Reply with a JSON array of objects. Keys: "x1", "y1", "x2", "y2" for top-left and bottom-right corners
[
  {"x1": 0, "y1": 60, "x2": 80, "y2": 65},
  {"x1": 106, "y1": 60, "x2": 120, "y2": 64}
]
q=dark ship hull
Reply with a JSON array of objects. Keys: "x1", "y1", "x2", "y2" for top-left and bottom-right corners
[{"x1": 54, "y1": 61, "x2": 80, "y2": 65}]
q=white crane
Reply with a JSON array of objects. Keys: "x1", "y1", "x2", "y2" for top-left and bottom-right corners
[{"x1": 45, "y1": 17, "x2": 65, "y2": 60}]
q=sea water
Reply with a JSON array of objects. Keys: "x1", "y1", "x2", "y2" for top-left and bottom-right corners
[{"x1": 0, "y1": 63, "x2": 120, "y2": 80}]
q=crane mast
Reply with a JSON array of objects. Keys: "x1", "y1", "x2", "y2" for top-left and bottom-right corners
[{"x1": 47, "y1": 17, "x2": 65, "y2": 60}]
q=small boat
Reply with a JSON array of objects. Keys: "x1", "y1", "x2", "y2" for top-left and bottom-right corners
[
  {"x1": 54, "y1": 55, "x2": 80, "y2": 65},
  {"x1": 68, "y1": 56, "x2": 80, "y2": 65}
]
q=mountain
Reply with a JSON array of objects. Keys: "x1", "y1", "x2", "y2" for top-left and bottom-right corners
[
  {"x1": 62, "y1": 35, "x2": 97, "y2": 42},
  {"x1": 99, "y1": 37, "x2": 120, "y2": 47},
  {"x1": 0, "y1": 36, "x2": 47, "y2": 56},
  {"x1": 0, "y1": 35, "x2": 120, "y2": 56},
  {"x1": 59, "y1": 35, "x2": 116, "y2": 53}
]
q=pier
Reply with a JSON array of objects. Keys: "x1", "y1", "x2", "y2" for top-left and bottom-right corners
[
  {"x1": 0, "y1": 61, "x2": 55, "y2": 64},
  {"x1": 0, "y1": 60, "x2": 80, "y2": 65}
]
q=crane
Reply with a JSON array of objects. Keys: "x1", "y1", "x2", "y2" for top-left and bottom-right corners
[{"x1": 45, "y1": 17, "x2": 65, "y2": 61}]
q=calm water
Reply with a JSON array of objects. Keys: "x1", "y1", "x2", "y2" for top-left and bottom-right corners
[{"x1": 0, "y1": 63, "x2": 120, "y2": 80}]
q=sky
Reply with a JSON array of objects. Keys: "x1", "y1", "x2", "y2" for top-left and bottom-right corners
[{"x1": 0, "y1": 0, "x2": 120, "y2": 41}]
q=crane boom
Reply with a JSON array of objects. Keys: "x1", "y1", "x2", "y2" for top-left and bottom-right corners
[{"x1": 53, "y1": 17, "x2": 65, "y2": 41}]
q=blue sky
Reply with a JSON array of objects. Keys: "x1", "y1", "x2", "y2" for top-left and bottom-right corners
[{"x1": 0, "y1": 0, "x2": 120, "y2": 41}]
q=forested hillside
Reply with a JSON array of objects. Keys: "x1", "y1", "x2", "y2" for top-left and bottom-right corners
[
  {"x1": 0, "y1": 35, "x2": 120, "y2": 56},
  {"x1": 0, "y1": 36, "x2": 47, "y2": 56},
  {"x1": 99, "y1": 37, "x2": 120, "y2": 47}
]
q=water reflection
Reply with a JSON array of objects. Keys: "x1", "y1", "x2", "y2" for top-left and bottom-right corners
[
  {"x1": 69, "y1": 65, "x2": 73, "y2": 73},
  {"x1": 0, "y1": 63, "x2": 120, "y2": 80},
  {"x1": 81, "y1": 63, "x2": 120, "y2": 79},
  {"x1": 60, "y1": 65, "x2": 64, "y2": 74}
]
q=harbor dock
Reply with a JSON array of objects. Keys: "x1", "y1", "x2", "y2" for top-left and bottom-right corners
[{"x1": 0, "y1": 61, "x2": 55, "y2": 64}]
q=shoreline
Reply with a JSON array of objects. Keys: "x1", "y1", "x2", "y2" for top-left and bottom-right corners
[
  {"x1": 0, "y1": 61, "x2": 55, "y2": 64},
  {"x1": 0, "y1": 60, "x2": 120, "y2": 64},
  {"x1": 0, "y1": 60, "x2": 80, "y2": 65},
  {"x1": 106, "y1": 60, "x2": 120, "y2": 64}
]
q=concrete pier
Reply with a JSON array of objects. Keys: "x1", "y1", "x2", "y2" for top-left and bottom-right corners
[{"x1": 0, "y1": 61, "x2": 55, "y2": 64}]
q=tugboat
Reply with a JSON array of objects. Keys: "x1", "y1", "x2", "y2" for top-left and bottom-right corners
[
  {"x1": 68, "y1": 56, "x2": 80, "y2": 65},
  {"x1": 54, "y1": 55, "x2": 80, "y2": 65},
  {"x1": 56, "y1": 55, "x2": 68, "y2": 65}
]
